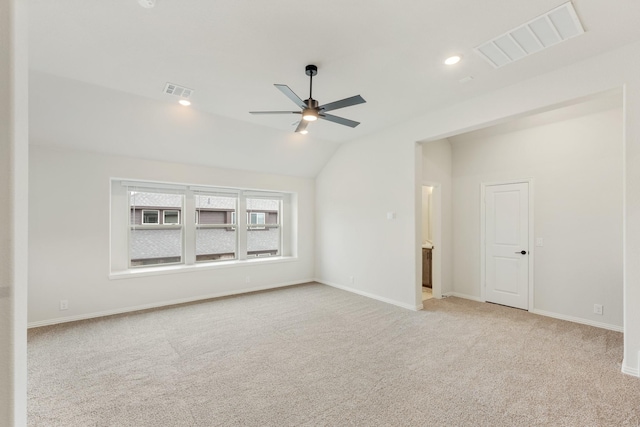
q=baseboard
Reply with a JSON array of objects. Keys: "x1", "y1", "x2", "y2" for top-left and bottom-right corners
[
  {"x1": 621, "y1": 359, "x2": 639, "y2": 377},
  {"x1": 443, "y1": 292, "x2": 484, "y2": 302},
  {"x1": 28, "y1": 279, "x2": 315, "y2": 328},
  {"x1": 530, "y1": 309, "x2": 623, "y2": 332},
  {"x1": 315, "y1": 279, "x2": 423, "y2": 311}
]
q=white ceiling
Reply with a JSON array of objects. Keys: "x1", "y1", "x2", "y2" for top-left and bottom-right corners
[{"x1": 28, "y1": 0, "x2": 640, "y2": 145}]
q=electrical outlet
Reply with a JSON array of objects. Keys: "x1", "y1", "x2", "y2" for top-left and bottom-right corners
[
  {"x1": 349, "y1": 276, "x2": 355, "y2": 284},
  {"x1": 245, "y1": 276, "x2": 251, "y2": 283},
  {"x1": 59, "y1": 300, "x2": 68, "y2": 311},
  {"x1": 536, "y1": 238, "x2": 544, "y2": 247},
  {"x1": 593, "y1": 304, "x2": 603, "y2": 315}
]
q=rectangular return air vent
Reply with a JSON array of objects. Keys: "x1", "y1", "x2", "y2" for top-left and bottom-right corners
[
  {"x1": 163, "y1": 82, "x2": 194, "y2": 98},
  {"x1": 475, "y1": 2, "x2": 584, "y2": 69}
]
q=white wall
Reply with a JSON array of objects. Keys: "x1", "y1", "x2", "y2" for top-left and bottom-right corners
[
  {"x1": 421, "y1": 139, "x2": 453, "y2": 295},
  {"x1": 450, "y1": 106, "x2": 623, "y2": 328},
  {"x1": 315, "y1": 39, "x2": 640, "y2": 376},
  {"x1": 315, "y1": 130, "x2": 419, "y2": 310},
  {"x1": 0, "y1": 0, "x2": 28, "y2": 425},
  {"x1": 28, "y1": 146, "x2": 315, "y2": 325}
]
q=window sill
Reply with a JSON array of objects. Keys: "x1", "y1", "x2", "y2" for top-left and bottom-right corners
[{"x1": 109, "y1": 256, "x2": 298, "y2": 280}]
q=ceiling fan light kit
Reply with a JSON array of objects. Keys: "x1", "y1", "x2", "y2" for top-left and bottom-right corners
[
  {"x1": 250, "y1": 64, "x2": 366, "y2": 134},
  {"x1": 302, "y1": 110, "x2": 318, "y2": 122}
]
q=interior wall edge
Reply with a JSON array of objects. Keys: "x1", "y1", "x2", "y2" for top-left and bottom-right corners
[{"x1": 315, "y1": 279, "x2": 423, "y2": 311}]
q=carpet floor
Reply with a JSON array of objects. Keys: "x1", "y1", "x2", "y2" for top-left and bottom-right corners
[{"x1": 28, "y1": 282, "x2": 640, "y2": 426}]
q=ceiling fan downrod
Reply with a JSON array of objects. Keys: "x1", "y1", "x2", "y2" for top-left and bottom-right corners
[{"x1": 305, "y1": 64, "x2": 318, "y2": 103}]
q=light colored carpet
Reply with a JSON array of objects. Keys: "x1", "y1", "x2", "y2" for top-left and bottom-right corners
[{"x1": 28, "y1": 282, "x2": 640, "y2": 426}]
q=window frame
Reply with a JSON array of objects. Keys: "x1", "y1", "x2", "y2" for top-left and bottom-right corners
[
  {"x1": 163, "y1": 209, "x2": 180, "y2": 225},
  {"x1": 141, "y1": 209, "x2": 160, "y2": 225},
  {"x1": 248, "y1": 212, "x2": 266, "y2": 230},
  {"x1": 112, "y1": 180, "x2": 291, "y2": 276},
  {"x1": 194, "y1": 192, "x2": 239, "y2": 263},
  {"x1": 129, "y1": 193, "x2": 184, "y2": 268}
]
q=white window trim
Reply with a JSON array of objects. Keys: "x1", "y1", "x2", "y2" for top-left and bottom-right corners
[
  {"x1": 195, "y1": 193, "x2": 239, "y2": 263},
  {"x1": 114, "y1": 180, "x2": 290, "y2": 275},
  {"x1": 141, "y1": 209, "x2": 160, "y2": 225},
  {"x1": 163, "y1": 209, "x2": 180, "y2": 225},
  {"x1": 110, "y1": 255, "x2": 299, "y2": 280}
]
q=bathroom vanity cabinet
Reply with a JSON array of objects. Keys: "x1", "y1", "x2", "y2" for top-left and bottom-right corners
[{"x1": 422, "y1": 247, "x2": 432, "y2": 288}]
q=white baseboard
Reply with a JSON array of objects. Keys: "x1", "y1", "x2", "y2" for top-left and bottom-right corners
[
  {"x1": 621, "y1": 359, "x2": 639, "y2": 377},
  {"x1": 315, "y1": 279, "x2": 423, "y2": 311},
  {"x1": 530, "y1": 309, "x2": 623, "y2": 332},
  {"x1": 443, "y1": 292, "x2": 484, "y2": 302},
  {"x1": 442, "y1": 293, "x2": 624, "y2": 333},
  {"x1": 28, "y1": 279, "x2": 314, "y2": 328}
]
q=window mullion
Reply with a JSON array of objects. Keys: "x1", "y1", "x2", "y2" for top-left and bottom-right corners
[
  {"x1": 184, "y1": 190, "x2": 196, "y2": 265},
  {"x1": 237, "y1": 196, "x2": 247, "y2": 260}
]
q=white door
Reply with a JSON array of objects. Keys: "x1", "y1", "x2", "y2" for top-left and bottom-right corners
[{"x1": 485, "y1": 182, "x2": 529, "y2": 310}]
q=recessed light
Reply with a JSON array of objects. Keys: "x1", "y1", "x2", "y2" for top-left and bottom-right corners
[
  {"x1": 444, "y1": 55, "x2": 462, "y2": 65},
  {"x1": 299, "y1": 130, "x2": 308, "y2": 135},
  {"x1": 178, "y1": 99, "x2": 191, "y2": 106}
]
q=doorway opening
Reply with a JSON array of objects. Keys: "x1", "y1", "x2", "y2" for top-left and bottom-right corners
[{"x1": 421, "y1": 183, "x2": 442, "y2": 302}]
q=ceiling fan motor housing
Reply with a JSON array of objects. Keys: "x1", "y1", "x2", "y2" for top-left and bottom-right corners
[{"x1": 305, "y1": 64, "x2": 318, "y2": 77}]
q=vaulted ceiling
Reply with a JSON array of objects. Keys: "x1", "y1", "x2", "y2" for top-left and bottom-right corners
[{"x1": 27, "y1": 0, "x2": 640, "y2": 176}]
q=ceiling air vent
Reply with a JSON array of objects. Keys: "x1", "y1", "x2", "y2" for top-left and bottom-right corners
[
  {"x1": 474, "y1": 2, "x2": 584, "y2": 69},
  {"x1": 163, "y1": 83, "x2": 194, "y2": 99}
]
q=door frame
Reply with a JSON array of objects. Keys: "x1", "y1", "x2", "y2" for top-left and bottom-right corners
[
  {"x1": 421, "y1": 181, "x2": 442, "y2": 299},
  {"x1": 480, "y1": 178, "x2": 535, "y2": 312}
]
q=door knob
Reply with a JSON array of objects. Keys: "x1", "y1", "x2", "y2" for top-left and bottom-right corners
[{"x1": 515, "y1": 250, "x2": 527, "y2": 255}]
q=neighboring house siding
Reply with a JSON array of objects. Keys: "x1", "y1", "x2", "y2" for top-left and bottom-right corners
[
  {"x1": 198, "y1": 210, "x2": 227, "y2": 224},
  {"x1": 128, "y1": 191, "x2": 280, "y2": 263}
]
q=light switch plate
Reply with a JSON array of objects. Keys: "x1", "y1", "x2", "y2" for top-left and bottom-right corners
[{"x1": 536, "y1": 238, "x2": 543, "y2": 247}]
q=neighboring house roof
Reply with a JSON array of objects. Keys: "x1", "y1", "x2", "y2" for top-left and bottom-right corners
[
  {"x1": 130, "y1": 191, "x2": 280, "y2": 211},
  {"x1": 130, "y1": 192, "x2": 182, "y2": 208}
]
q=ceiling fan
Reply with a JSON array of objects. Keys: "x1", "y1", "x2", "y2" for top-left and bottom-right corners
[{"x1": 250, "y1": 64, "x2": 366, "y2": 134}]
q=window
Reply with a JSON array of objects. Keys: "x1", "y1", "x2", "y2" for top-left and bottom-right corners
[
  {"x1": 195, "y1": 193, "x2": 237, "y2": 262},
  {"x1": 246, "y1": 198, "x2": 281, "y2": 257},
  {"x1": 142, "y1": 210, "x2": 159, "y2": 224},
  {"x1": 163, "y1": 210, "x2": 180, "y2": 224},
  {"x1": 111, "y1": 180, "x2": 291, "y2": 274},
  {"x1": 129, "y1": 191, "x2": 184, "y2": 267},
  {"x1": 248, "y1": 212, "x2": 266, "y2": 229}
]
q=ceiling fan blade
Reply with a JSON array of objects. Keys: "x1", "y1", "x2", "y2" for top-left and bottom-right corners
[
  {"x1": 249, "y1": 111, "x2": 301, "y2": 115},
  {"x1": 295, "y1": 120, "x2": 309, "y2": 133},
  {"x1": 319, "y1": 113, "x2": 360, "y2": 128},
  {"x1": 319, "y1": 95, "x2": 366, "y2": 113},
  {"x1": 275, "y1": 84, "x2": 307, "y2": 109}
]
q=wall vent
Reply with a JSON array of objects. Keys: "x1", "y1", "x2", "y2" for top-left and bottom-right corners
[
  {"x1": 163, "y1": 83, "x2": 194, "y2": 99},
  {"x1": 474, "y1": 2, "x2": 584, "y2": 69}
]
